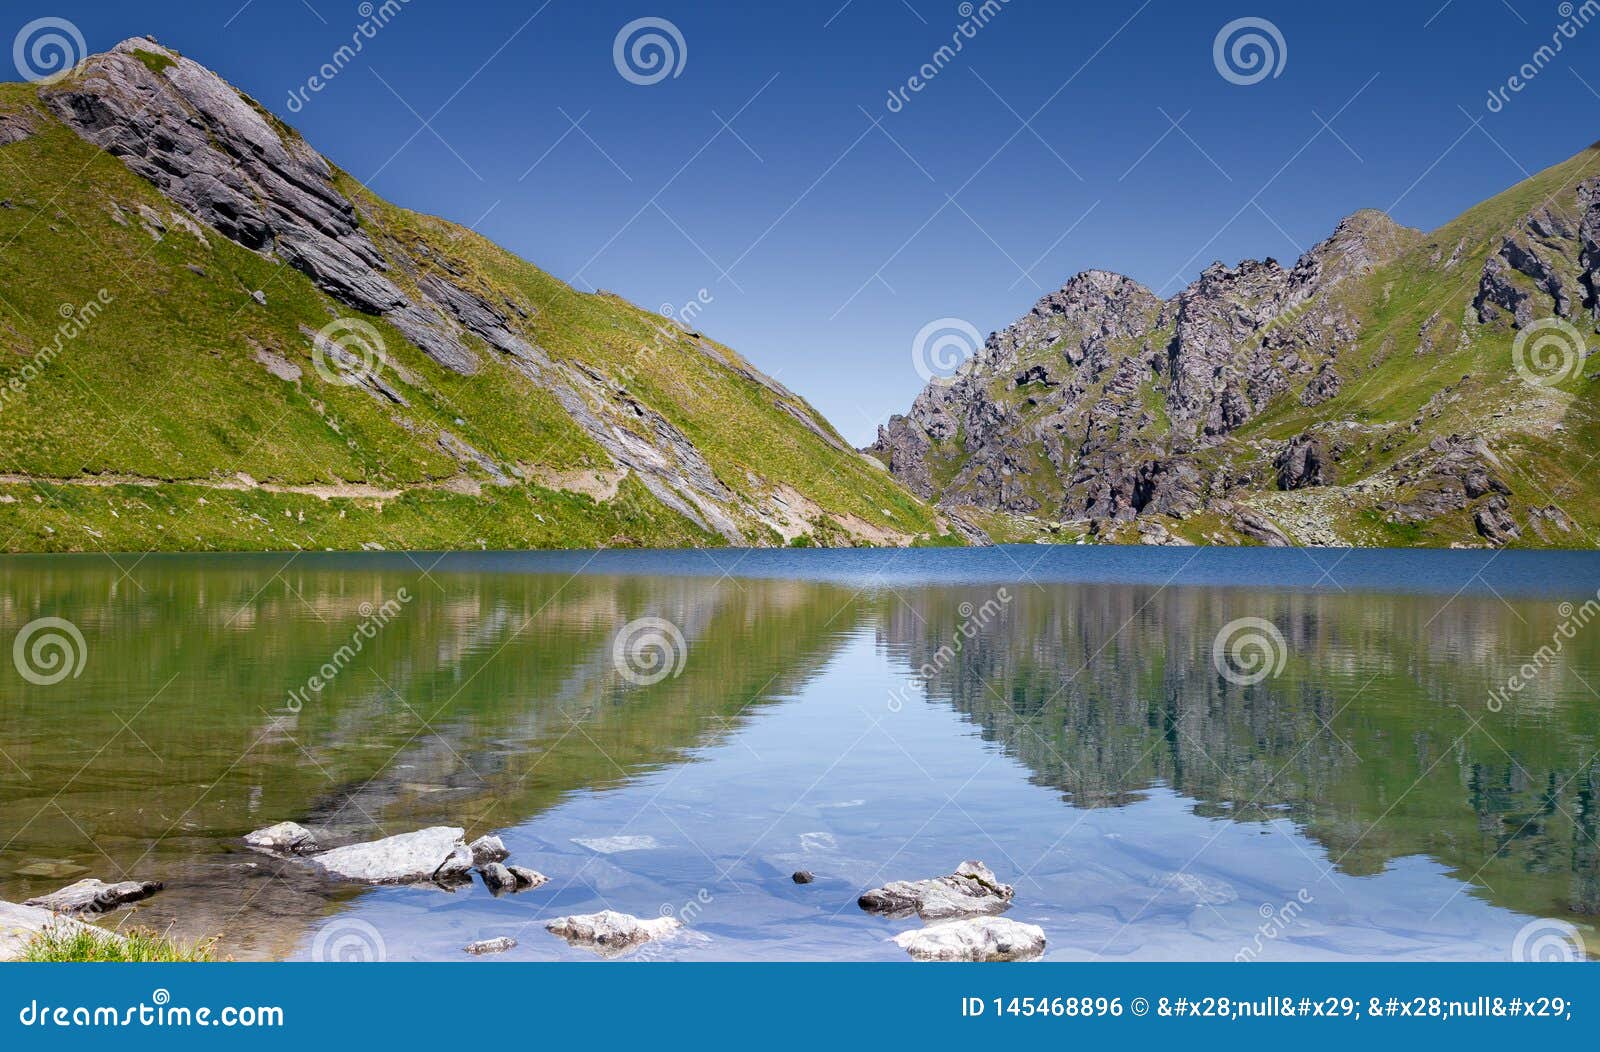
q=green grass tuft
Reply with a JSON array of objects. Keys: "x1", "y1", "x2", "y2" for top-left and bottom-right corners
[
  {"x1": 19, "y1": 924, "x2": 219, "y2": 963},
  {"x1": 129, "y1": 48, "x2": 177, "y2": 76}
]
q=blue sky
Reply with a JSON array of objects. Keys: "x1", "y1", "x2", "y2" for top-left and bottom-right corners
[{"x1": 19, "y1": 0, "x2": 1600, "y2": 443}]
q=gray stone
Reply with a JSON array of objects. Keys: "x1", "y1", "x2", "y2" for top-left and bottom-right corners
[
  {"x1": 1475, "y1": 495, "x2": 1521, "y2": 547},
  {"x1": 467, "y1": 834, "x2": 509, "y2": 866},
  {"x1": 309, "y1": 826, "x2": 468, "y2": 884},
  {"x1": 464, "y1": 936, "x2": 516, "y2": 955},
  {"x1": 243, "y1": 821, "x2": 317, "y2": 854},
  {"x1": 858, "y1": 861, "x2": 1015, "y2": 920},
  {"x1": 0, "y1": 901, "x2": 120, "y2": 960},
  {"x1": 507, "y1": 865, "x2": 549, "y2": 890},
  {"x1": 23, "y1": 878, "x2": 162, "y2": 915},
  {"x1": 1275, "y1": 434, "x2": 1334, "y2": 490},
  {"x1": 892, "y1": 917, "x2": 1046, "y2": 962},
  {"x1": 792, "y1": 870, "x2": 815, "y2": 884},
  {"x1": 479, "y1": 862, "x2": 515, "y2": 893}
]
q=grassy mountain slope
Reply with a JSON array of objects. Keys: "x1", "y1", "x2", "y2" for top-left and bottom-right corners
[{"x1": 0, "y1": 40, "x2": 950, "y2": 554}]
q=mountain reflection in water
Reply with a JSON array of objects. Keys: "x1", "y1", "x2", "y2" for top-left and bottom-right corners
[{"x1": 0, "y1": 549, "x2": 1596, "y2": 961}]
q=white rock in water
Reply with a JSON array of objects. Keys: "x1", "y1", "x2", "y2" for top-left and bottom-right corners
[
  {"x1": 310, "y1": 827, "x2": 467, "y2": 884},
  {"x1": 243, "y1": 821, "x2": 317, "y2": 854},
  {"x1": 545, "y1": 910, "x2": 683, "y2": 956},
  {"x1": 893, "y1": 917, "x2": 1046, "y2": 962},
  {"x1": 468, "y1": 834, "x2": 509, "y2": 865},
  {"x1": 464, "y1": 937, "x2": 516, "y2": 956},
  {"x1": 435, "y1": 843, "x2": 475, "y2": 882},
  {"x1": 23, "y1": 878, "x2": 162, "y2": 915},
  {"x1": 859, "y1": 861, "x2": 1015, "y2": 919}
]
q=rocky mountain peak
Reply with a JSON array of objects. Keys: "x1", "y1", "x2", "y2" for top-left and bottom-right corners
[
  {"x1": 1296, "y1": 208, "x2": 1420, "y2": 286},
  {"x1": 1026, "y1": 269, "x2": 1163, "y2": 339},
  {"x1": 40, "y1": 36, "x2": 495, "y2": 374}
]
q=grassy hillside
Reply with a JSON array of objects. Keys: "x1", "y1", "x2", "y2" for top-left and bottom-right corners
[{"x1": 0, "y1": 52, "x2": 950, "y2": 553}]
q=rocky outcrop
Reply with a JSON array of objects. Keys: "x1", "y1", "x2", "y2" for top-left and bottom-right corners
[
  {"x1": 309, "y1": 826, "x2": 472, "y2": 884},
  {"x1": 1475, "y1": 495, "x2": 1521, "y2": 546},
  {"x1": 544, "y1": 911, "x2": 683, "y2": 956},
  {"x1": 40, "y1": 40, "x2": 480, "y2": 374},
  {"x1": 23, "y1": 878, "x2": 162, "y2": 915},
  {"x1": 1230, "y1": 508, "x2": 1293, "y2": 547},
  {"x1": 870, "y1": 210, "x2": 1418, "y2": 530},
  {"x1": 465, "y1": 937, "x2": 517, "y2": 955},
  {"x1": 0, "y1": 108, "x2": 35, "y2": 146},
  {"x1": 1475, "y1": 201, "x2": 1586, "y2": 326},
  {"x1": 892, "y1": 917, "x2": 1046, "y2": 961},
  {"x1": 858, "y1": 860, "x2": 1015, "y2": 919},
  {"x1": 1275, "y1": 434, "x2": 1333, "y2": 490}
]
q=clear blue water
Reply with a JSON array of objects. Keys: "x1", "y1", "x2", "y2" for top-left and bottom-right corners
[{"x1": 1, "y1": 547, "x2": 1597, "y2": 961}]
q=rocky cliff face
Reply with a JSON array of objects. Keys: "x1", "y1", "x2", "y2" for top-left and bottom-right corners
[
  {"x1": 0, "y1": 38, "x2": 944, "y2": 552},
  {"x1": 872, "y1": 160, "x2": 1600, "y2": 549}
]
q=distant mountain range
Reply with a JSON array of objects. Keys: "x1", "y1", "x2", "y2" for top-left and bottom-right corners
[
  {"x1": 870, "y1": 143, "x2": 1600, "y2": 549},
  {"x1": 0, "y1": 37, "x2": 949, "y2": 553}
]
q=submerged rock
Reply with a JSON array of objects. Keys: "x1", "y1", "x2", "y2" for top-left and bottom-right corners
[
  {"x1": 893, "y1": 917, "x2": 1046, "y2": 962},
  {"x1": 545, "y1": 910, "x2": 683, "y2": 957},
  {"x1": 507, "y1": 866, "x2": 549, "y2": 890},
  {"x1": 22, "y1": 878, "x2": 162, "y2": 915},
  {"x1": 310, "y1": 826, "x2": 468, "y2": 885},
  {"x1": 464, "y1": 937, "x2": 517, "y2": 956},
  {"x1": 468, "y1": 834, "x2": 509, "y2": 866},
  {"x1": 243, "y1": 821, "x2": 318, "y2": 854},
  {"x1": 1150, "y1": 871, "x2": 1238, "y2": 906},
  {"x1": 858, "y1": 861, "x2": 1015, "y2": 919}
]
